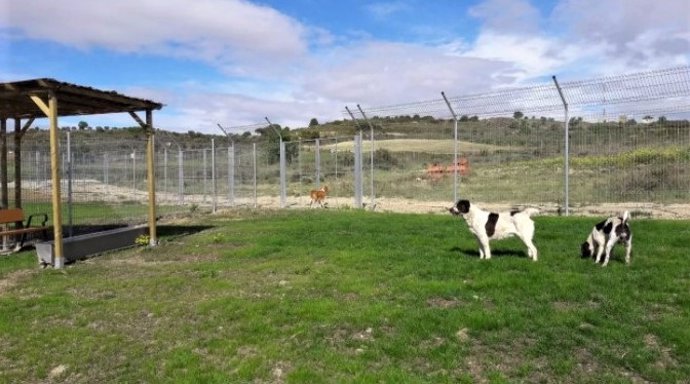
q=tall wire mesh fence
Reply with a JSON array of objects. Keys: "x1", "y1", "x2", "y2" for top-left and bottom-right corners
[
  {"x1": 4, "y1": 66, "x2": 690, "y2": 233},
  {"x1": 347, "y1": 66, "x2": 690, "y2": 217}
]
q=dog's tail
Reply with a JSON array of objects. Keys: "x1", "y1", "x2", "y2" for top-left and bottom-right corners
[{"x1": 621, "y1": 210, "x2": 630, "y2": 224}]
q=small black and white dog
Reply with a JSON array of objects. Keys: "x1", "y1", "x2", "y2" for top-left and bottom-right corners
[
  {"x1": 580, "y1": 211, "x2": 632, "y2": 267},
  {"x1": 449, "y1": 199, "x2": 539, "y2": 261}
]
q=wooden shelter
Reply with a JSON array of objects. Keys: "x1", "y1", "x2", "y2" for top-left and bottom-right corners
[{"x1": 0, "y1": 78, "x2": 163, "y2": 267}]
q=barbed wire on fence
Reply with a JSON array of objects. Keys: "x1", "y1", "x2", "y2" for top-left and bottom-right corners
[{"x1": 348, "y1": 66, "x2": 690, "y2": 120}]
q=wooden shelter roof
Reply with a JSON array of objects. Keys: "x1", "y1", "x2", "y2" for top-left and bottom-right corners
[{"x1": 0, "y1": 78, "x2": 163, "y2": 119}]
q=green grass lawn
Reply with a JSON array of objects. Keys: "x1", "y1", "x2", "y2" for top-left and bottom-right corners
[{"x1": 1, "y1": 209, "x2": 689, "y2": 383}]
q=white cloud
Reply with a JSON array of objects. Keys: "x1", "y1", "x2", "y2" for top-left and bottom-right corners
[
  {"x1": 152, "y1": 38, "x2": 517, "y2": 132},
  {"x1": 464, "y1": 33, "x2": 559, "y2": 82},
  {"x1": 365, "y1": 2, "x2": 412, "y2": 19},
  {"x1": 157, "y1": 91, "x2": 339, "y2": 133},
  {"x1": 550, "y1": 0, "x2": 690, "y2": 70},
  {"x1": 462, "y1": 0, "x2": 689, "y2": 84},
  {"x1": 2, "y1": 0, "x2": 310, "y2": 77},
  {"x1": 468, "y1": 0, "x2": 542, "y2": 35},
  {"x1": 5, "y1": 0, "x2": 688, "y2": 133},
  {"x1": 301, "y1": 41, "x2": 512, "y2": 106},
  {"x1": 552, "y1": 0, "x2": 689, "y2": 49}
]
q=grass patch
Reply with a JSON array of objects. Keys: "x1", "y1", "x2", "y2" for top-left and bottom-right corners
[{"x1": 1, "y1": 209, "x2": 689, "y2": 383}]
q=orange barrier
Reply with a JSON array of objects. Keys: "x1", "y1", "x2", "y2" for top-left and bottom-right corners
[{"x1": 426, "y1": 158, "x2": 470, "y2": 180}]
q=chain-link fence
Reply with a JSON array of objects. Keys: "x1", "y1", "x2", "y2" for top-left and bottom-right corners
[{"x1": 5, "y1": 66, "x2": 690, "y2": 230}]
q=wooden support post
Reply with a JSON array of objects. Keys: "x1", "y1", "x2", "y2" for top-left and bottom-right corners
[
  {"x1": 130, "y1": 110, "x2": 158, "y2": 246},
  {"x1": 0, "y1": 118, "x2": 7, "y2": 209},
  {"x1": 30, "y1": 93, "x2": 64, "y2": 268},
  {"x1": 14, "y1": 119, "x2": 21, "y2": 208},
  {"x1": 0, "y1": 118, "x2": 6, "y2": 251},
  {"x1": 145, "y1": 110, "x2": 157, "y2": 246}
]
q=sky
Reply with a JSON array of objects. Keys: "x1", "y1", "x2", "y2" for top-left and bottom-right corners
[{"x1": 1, "y1": 0, "x2": 689, "y2": 134}]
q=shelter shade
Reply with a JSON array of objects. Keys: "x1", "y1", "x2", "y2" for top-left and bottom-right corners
[{"x1": 0, "y1": 78, "x2": 163, "y2": 267}]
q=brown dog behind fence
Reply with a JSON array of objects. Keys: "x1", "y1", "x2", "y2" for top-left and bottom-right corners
[{"x1": 309, "y1": 185, "x2": 329, "y2": 208}]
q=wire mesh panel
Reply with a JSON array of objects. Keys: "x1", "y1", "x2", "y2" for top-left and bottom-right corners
[
  {"x1": 287, "y1": 136, "x2": 357, "y2": 208},
  {"x1": 349, "y1": 66, "x2": 690, "y2": 215},
  {"x1": 15, "y1": 134, "x2": 152, "y2": 233},
  {"x1": 63, "y1": 138, "x2": 150, "y2": 229},
  {"x1": 457, "y1": 115, "x2": 564, "y2": 205},
  {"x1": 13, "y1": 149, "x2": 52, "y2": 217},
  {"x1": 569, "y1": 109, "x2": 690, "y2": 206},
  {"x1": 230, "y1": 143, "x2": 256, "y2": 207}
]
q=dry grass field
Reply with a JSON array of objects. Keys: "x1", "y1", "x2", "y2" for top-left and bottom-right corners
[{"x1": 319, "y1": 138, "x2": 517, "y2": 154}]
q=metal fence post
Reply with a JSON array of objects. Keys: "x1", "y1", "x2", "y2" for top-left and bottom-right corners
[
  {"x1": 354, "y1": 132, "x2": 363, "y2": 208},
  {"x1": 35, "y1": 151, "x2": 41, "y2": 190},
  {"x1": 297, "y1": 140, "x2": 302, "y2": 195},
  {"x1": 203, "y1": 148, "x2": 208, "y2": 203},
  {"x1": 280, "y1": 140, "x2": 286, "y2": 208},
  {"x1": 442, "y1": 91, "x2": 460, "y2": 203},
  {"x1": 315, "y1": 138, "x2": 321, "y2": 187},
  {"x1": 67, "y1": 131, "x2": 73, "y2": 237},
  {"x1": 553, "y1": 76, "x2": 570, "y2": 216},
  {"x1": 334, "y1": 137, "x2": 338, "y2": 198},
  {"x1": 211, "y1": 139, "x2": 216, "y2": 213},
  {"x1": 178, "y1": 148, "x2": 184, "y2": 204},
  {"x1": 357, "y1": 104, "x2": 375, "y2": 210},
  {"x1": 132, "y1": 150, "x2": 137, "y2": 191},
  {"x1": 228, "y1": 145, "x2": 234, "y2": 205},
  {"x1": 253, "y1": 143, "x2": 257, "y2": 208},
  {"x1": 345, "y1": 106, "x2": 364, "y2": 209},
  {"x1": 103, "y1": 153, "x2": 108, "y2": 189},
  {"x1": 163, "y1": 147, "x2": 168, "y2": 200}
]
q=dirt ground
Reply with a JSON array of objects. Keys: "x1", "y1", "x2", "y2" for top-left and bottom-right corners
[
  {"x1": 219, "y1": 195, "x2": 690, "y2": 220},
  {"x1": 19, "y1": 179, "x2": 690, "y2": 219}
]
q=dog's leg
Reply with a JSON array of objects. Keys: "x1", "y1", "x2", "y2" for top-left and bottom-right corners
[
  {"x1": 480, "y1": 237, "x2": 491, "y2": 260},
  {"x1": 517, "y1": 233, "x2": 538, "y2": 261},
  {"x1": 625, "y1": 234, "x2": 632, "y2": 264},
  {"x1": 602, "y1": 238, "x2": 617, "y2": 267},
  {"x1": 595, "y1": 242, "x2": 605, "y2": 264},
  {"x1": 475, "y1": 237, "x2": 486, "y2": 259},
  {"x1": 515, "y1": 219, "x2": 537, "y2": 261},
  {"x1": 526, "y1": 240, "x2": 538, "y2": 261}
]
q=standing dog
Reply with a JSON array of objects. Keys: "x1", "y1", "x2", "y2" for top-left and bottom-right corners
[
  {"x1": 580, "y1": 211, "x2": 632, "y2": 266},
  {"x1": 309, "y1": 185, "x2": 329, "y2": 208},
  {"x1": 449, "y1": 199, "x2": 539, "y2": 261}
]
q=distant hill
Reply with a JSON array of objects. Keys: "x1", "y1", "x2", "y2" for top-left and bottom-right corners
[{"x1": 10, "y1": 114, "x2": 688, "y2": 154}]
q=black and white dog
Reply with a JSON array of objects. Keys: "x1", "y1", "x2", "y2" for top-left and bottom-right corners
[
  {"x1": 580, "y1": 211, "x2": 632, "y2": 267},
  {"x1": 449, "y1": 199, "x2": 539, "y2": 261}
]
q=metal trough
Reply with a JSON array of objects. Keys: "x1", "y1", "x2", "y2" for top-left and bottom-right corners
[{"x1": 36, "y1": 225, "x2": 148, "y2": 266}]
